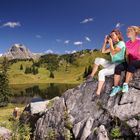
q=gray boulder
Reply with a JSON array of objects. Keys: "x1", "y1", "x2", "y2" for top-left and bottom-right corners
[
  {"x1": 21, "y1": 70, "x2": 140, "y2": 140},
  {"x1": 0, "y1": 127, "x2": 11, "y2": 140}
]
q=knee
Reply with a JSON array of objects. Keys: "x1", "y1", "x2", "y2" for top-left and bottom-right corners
[
  {"x1": 94, "y1": 57, "x2": 103, "y2": 65},
  {"x1": 98, "y1": 70, "x2": 105, "y2": 81},
  {"x1": 127, "y1": 62, "x2": 136, "y2": 73},
  {"x1": 115, "y1": 65, "x2": 122, "y2": 75}
]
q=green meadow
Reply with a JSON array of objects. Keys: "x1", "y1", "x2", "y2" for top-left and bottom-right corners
[{"x1": 4, "y1": 51, "x2": 110, "y2": 85}]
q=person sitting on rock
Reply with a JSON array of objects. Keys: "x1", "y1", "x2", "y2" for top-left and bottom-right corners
[
  {"x1": 86, "y1": 29, "x2": 126, "y2": 96},
  {"x1": 110, "y1": 26, "x2": 140, "y2": 96},
  {"x1": 12, "y1": 107, "x2": 21, "y2": 119}
]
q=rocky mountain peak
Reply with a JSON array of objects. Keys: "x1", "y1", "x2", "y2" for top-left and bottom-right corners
[{"x1": 4, "y1": 44, "x2": 35, "y2": 60}]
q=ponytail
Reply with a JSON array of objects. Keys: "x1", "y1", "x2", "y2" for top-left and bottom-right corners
[
  {"x1": 138, "y1": 26, "x2": 140, "y2": 34},
  {"x1": 128, "y1": 26, "x2": 140, "y2": 35}
]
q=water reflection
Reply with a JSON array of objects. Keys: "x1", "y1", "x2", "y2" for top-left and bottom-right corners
[{"x1": 10, "y1": 83, "x2": 77, "y2": 105}]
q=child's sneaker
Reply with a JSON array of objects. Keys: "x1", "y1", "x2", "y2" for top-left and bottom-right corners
[
  {"x1": 122, "y1": 83, "x2": 129, "y2": 93},
  {"x1": 110, "y1": 86, "x2": 122, "y2": 97}
]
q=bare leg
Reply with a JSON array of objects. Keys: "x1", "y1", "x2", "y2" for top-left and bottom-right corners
[
  {"x1": 114, "y1": 74, "x2": 121, "y2": 86},
  {"x1": 125, "y1": 72, "x2": 133, "y2": 84},
  {"x1": 90, "y1": 64, "x2": 99, "y2": 77},
  {"x1": 96, "y1": 81, "x2": 104, "y2": 95}
]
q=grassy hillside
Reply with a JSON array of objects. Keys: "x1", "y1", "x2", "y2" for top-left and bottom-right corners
[{"x1": 1, "y1": 50, "x2": 110, "y2": 84}]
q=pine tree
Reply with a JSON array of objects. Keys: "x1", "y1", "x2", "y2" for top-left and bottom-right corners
[
  {"x1": 25, "y1": 66, "x2": 39, "y2": 75},
  {"x1": 83, "y1": 67, "x2": 88, "y2": 78},
  {"x1": 20, "y1": 64, "x2": 23, "y2": 70},
  {"x1": 29, "y1": 67, "x2": 32, "y2": 73},
  {"x1": 35, "y1": 68, "x2": 38, "y2": 75},
  {"x1": 25, "y1": 67, "x2": 28, "y2": 74},
  {"x1": 32, "y1": 66, "x2": 36, "y2": 75},
  {"x1": 49, "y1": 71, "x2": 54, "y2": 78},
  {"x1": 25, "y1": 67, "x2": 30, "y2": 74},
  {"x1": 87, "y1": 65, "x2": 92, "y2": 75},
  {"x1": 0, "y1": 57, "x2": 10, "y2": 106}
]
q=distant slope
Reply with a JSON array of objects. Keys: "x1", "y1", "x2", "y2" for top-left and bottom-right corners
[{"x1": 1, "y1": 49, "x2": 110, "y2": 84}]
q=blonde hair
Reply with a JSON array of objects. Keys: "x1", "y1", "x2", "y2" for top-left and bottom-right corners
[{"x1": 128, "y1": 26, "x2": 140, "y2": 35}]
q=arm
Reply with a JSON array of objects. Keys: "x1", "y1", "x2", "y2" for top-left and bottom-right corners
[
  {"x1": 125, "y1": 49, "x2": 129, "y2": 63},
  {"x1": 101, "y1": 42, "x2": 110, "y2": 53},
  {"x1": 108, "y1": 38, "x2": 121, "y2": 55},
  {"x1": 101, "y1": 36, "x2": 110, "y2": 53},
  {"x1": 138, "y1": 46, "x2": 140, "y2": 56}
]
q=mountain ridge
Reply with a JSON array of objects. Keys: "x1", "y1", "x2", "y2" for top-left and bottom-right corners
[{"x1": 3, "y1": 44, "x2": 41, "y2": 60}]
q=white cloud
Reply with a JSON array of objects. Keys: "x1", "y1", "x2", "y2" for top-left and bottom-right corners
[
  {"x1": 65, "y1": 50, "x2": 77, "y2": 54},
  {"x1": 56, "y1": 39, "x2": 62, "y2": 42},
  {"x1": 65, "y1": 50, "x2": 71, "y2": 54},
  {"x1": 36, "y1": 35, "x2": 42, "y2": 38},
  {"x1": 0, "y1": 54, "x2": 3, "y2": 57},
  {"x1": 115, "y1": 22, "x2": 124, "y2": 29},
  {"x1": 85, "y1": 36, "x2": 91, "y2": 42},
  {"x1": 71, "y1": 50, "x2": 77, "y2": 54},
  {"x1": 80, "y1": 18, "x2": 94, "y2": 24},
  {"x1": 45, "y1": 49, "x2": 54, "y2": 54},
  {"x1": 74, "y1": 41, "x2": 83, "y2": 46},
  {"x1": 64, "y1": 40, "x2": 70, "y2": 44},
  {"x1": 2, "y1": 21, "x2": 21, "y2": 28}
]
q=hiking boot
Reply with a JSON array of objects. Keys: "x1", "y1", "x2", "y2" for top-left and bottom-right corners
[
  {"x1": 86, "y1": 75, "x2": 93, "y2": 82},
  {"x1": 92, "y1": 94, "x2": 100, "y2": 101}
]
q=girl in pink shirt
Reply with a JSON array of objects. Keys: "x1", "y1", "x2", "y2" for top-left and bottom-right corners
[
  {"x1": 110, "y1": 26, "x2": 140, "y2": 96},
  {"x1": 126, "y1": 37, "x2": 140, "y2": 61}
]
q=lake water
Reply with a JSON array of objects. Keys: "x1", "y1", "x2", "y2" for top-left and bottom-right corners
[{"x1": 9, "y1": 83, "x2": 78, "y2": 105}]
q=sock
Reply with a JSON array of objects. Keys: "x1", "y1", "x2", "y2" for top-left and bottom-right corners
[{"x1": 123, "y1": 83, "x2": 128, "y2": 85}]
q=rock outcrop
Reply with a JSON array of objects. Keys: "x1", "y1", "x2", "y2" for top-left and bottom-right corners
[
  {"x1": 4, "y1": 44, "x2": 40, "y2": 60},
  {"x1": 21, "y1": 70, "x2": 140, "y2": 140},
  {"x1": 0, "y1": 127, "x2": 11, "y2": 140}
]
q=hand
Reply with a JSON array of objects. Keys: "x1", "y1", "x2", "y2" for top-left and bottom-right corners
[
  {"x1": 108, "y1": 38, "x2": 113, "y2": 45},
  {"x1": 104, "y1": 35, "x2": 108, "y2": 44}
]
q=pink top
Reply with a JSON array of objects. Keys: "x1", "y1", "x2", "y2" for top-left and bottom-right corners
[{"x1": 126, "y1": 38, "x2": 140, "y2": 62}]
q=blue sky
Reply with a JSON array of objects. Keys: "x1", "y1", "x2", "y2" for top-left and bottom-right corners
[{"x1": 0, "y1": 0, "x2": 140, "y2": 54}]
